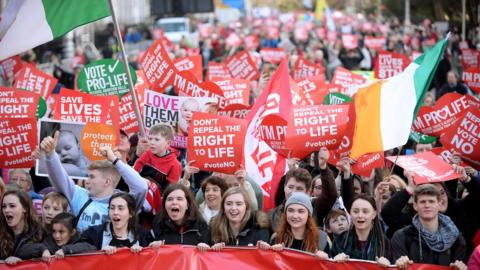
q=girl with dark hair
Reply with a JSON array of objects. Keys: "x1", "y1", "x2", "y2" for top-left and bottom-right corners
[
  {"x1": 81, "y1": 193, "x2": 152, "y2": 254},
  {"x1": 331, "y1": 194, "x2": 391, "y2": 267},
  {"x1": 199, "y1": 187, "x2": 269, "y2": 251},
  {"x1": 199, "y1": 176, "x2": 229, "y2": 224},
  {"x1": 150, "y1": 184, "x2": 210, "y2": 247},
  {"x1": 258, "y1": 192, "x2": 329, "y2": 258},
  {"x1": 0, "y1": 190, "x2": 44, "y2": 265},
  {"x1": 41, "y1": 212, "x2": 96, "y2": 261}
]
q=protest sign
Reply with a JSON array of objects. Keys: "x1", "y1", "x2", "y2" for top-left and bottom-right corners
[
  {"x1": 352, "y1": 152, "x2": 385, "y2": 177},
  {"x1": 218, "y1": 104, "x2": 251, "y2": 119},
  {"x1": 293, "y1": 77, "x2": 330, "y2": 105},
  {"x1": 197, "y1": 23, "x2": 213, "y2": 38},
  {"x1": 440, "y1": 108, "x2": 480, "y2": 162},
  {"x1": 206, "y1": 62, "x2": 231, "y2": 80},
  {"x1": 187, "y1": 112, "x2": 246, "y2": 174},
  {"x1": 141, "y1": 40, "x2": 176, "y2": 92},
  {"x1": 119, "y1": 93, "x2": 140, "y2": 135},
  {"x1": 257, "y1": 114, "x2": 289, "y2": 156},
  {"x1": 0, "y1": 118, "x2": 37, "y2": 168},
  {"x1": 294, "y1": 27, "x2": 308, "y2": 42},
  {"x1": 260, "y1": 48, "x2": 287, "y2": 64},
  {"x1": 374, "y1": 51, "x2": 410, "y2": 79},
  {"x1": 226, "y1": 32, "x2": 242, "y2": 47},
  {"x1": 462, "y1": 67, "x2": 480, "y2": 93},
  {"x1": 364, "y1": 36, "x2": 386, "y2": 50},
  {"x1": 80, "y1": 123, "x2": 118, "y2": 161},
  {"x1": 341, "y1": 34, "x2": 358, "y2": 49},
  {"x1": 386, "y1": 151, "x2": 462, "y2": 185},
  {"x1": 174, "y1": 54, "x2": 203, "y2": 82},
  {"x1": 212, "y1": 78, "x2": 250, "y2": 108},
  {"x1": 293, "y1": 58, "x2": 325, "y2": 81},
  {"x1": 286, "y1": 105, "x2": 350, "y2": 155},
  {"x1": 0, "y1": 87, "x2": 40, "y2": 118},
  {"x1": 413, "y1": 93, "x2": 471, "y2": 137},
  {"x1": 332, "y1": 67, "x2": 367, "y2": 96},
  {"x1": 134, "y1": 70, "x2": 148, "y2": 109},
  {"x1": 36, "y1": 119, "x2": 89, "y2": 179},
  {"x1": 53, "y1": 88, "x2": 119, "y2": 126},
  {"x1": 226, "y1": 51, "x2": 260, "y2": 81},
  {"x1": 143, "y1": 90, "x2": 217, "y2": 148},
  {"x1": 77, "y1": 59, "x2": 136, "y2": 97},
  {"x1": 323, "y1": 92, "x2": 353, "y2": 105},
  {"x1": 14, "y1": 65, "x2": 58, "y2": 98},
  {"x1": 461, "y1": 49, "x2": 480, "y2": 69},
  {"x1": 174, "y1": 70, "x2": 225, "y2": 104},
  {"x1": 244, "y1": 35, "x2": 260, "y2": 50},
  {"x1": 409, "y1": 130, "x2": 436, "y2": 144},
  {"x1": 430, "y1": 147, "x2": 469, "y2": 167},
  {"x1": 0, "y1": 55, "x2": 23, "y2": 82}
]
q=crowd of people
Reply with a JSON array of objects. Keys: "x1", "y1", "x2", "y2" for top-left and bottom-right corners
[{"x1": 0, "y1": 7, "x2": 480, "y2": 270}]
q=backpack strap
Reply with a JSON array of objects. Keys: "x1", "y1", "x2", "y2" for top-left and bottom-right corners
[{"x1": 76, "y1": 198, "x2": 93, "y2": 224}]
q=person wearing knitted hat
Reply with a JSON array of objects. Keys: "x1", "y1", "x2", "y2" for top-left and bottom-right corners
[{"x1": 258, "y1": 192, "x2": 330, "y2": 259}]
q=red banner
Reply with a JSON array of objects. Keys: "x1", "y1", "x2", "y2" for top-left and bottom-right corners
[
  {"x1": 0, "y1": 246, "x2": 450, "y2": 270},
  {"x1": 53, "y1": 88, "x2": 119, "y2": 126},
  {"x1": 226, "y1": 51, "x2": 260, "y2": 81},
  {"x1": 0, "y1": 55, "x2": 23, "y2": 82},
  {"x1": 293, "y1": 58, "x2": 325, "y2": 81},
  {"x1": 207, "y1": 62, "x2": 231, "y2": 81},
  {"x1": 14, "y1": 65, "x2": 57, "y2": 99},
  {"x1": 0, "y1": 118, "x2": 37, "y2": 168},
  {"x1": 462, "y1": 67, "x2": 480, "y2": 93},
  {"x1": 212, "y1": 78, "x2": 250, "y2": 108},
  {"x1": 187, "y1": 112, "x2": 246, "y2": 174},
  {"x1": 141, "y1": 40, "x2": 175, "y2": 92},
  {"x1": 332, "y1": 67, "x2": 367, "y2": 96},
  {"x1": 440, "y1": 108, "x2": 480, "y2": 162},
  {"x1": 364, "y1": 36, "x2": 386, "y2": 51},
  {"x1": 386, "y1": 152, "x2": 462, "y2": 185},
  {"x1": 260, "y1": 48, "x2": 287, "y2": 64},
  {"x1": 352, "y1": 152, "x2": 385, "y2": 177},
  {"x1": 0, "y1": 87, "x2": 39, "y2": 119},
  {"x1": 218, "y1": 104, "x2": 251, "y2": 119},
  {"x1": 461, "y1": 49, "x2": 480, "y2": 69},
  {"x1": 174, "y1": 54, "x2": 203, "y2": 82},
  {"x1": 294, "y1": 77, "x2": 329, "y2": 105},
  {"x1": 286, "y1": 105, "x2": 350, "y2": 155},
  {"x1": 413, "y1": 93, "x2": 472, "y2": 137},
  {"x1": 374, "y1": 51, "x2": 410, "y2": 79},
  {"x1": 118, "y1": 93, "x2": 140, "y2": 135}
]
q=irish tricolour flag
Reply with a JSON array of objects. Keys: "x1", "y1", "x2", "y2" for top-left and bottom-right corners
[
  {"x1": 350, "y1": 37, "x2": 448, "y2": 158},
  {"x1": 0, "y1": 0, "x2": 110, "y2": 61}
]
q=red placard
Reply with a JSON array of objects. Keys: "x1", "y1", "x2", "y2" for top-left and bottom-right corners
[
  {"x1": 244, "y1": 35, "x2": 260, "y2": 50},
  {"x1": 386, "y1": 151, "x2": 462, "y2": 185},
  {"x1": 342, "y1": 34, "x2": 358, "y2": 49},
  {"x1": 118, "y1": 93, "x2": 140, "y2": 135},
  {"x1": 174, "y1": 54, "x2": 203, "y2": 82},
  {"x1": 207, "y1": 62, "x2": 231, "y2": 81},
  {"x1": 218, "y1": 104, "x2": 251, "y2": 119},
  {"x1": 174, "y1": 71, "x2": 225, "y2": 106},
  {"x1": 440, "y1": 108, "x2": 480, "y2": 162},
  {"x1": 413, "y1": 93, "x2": 472, "y2": 137},
  {"x1": 0, "y1": 118, "x2": 37, "y2": 168},
  {"x1": 212, "y1": 78, "x2": 250, "y2": 108},
  {"x1": 293, "y1": 77, "x2": 329, "y2": 105},
  {"x1": 462, "y1": 67, "x2": 480, "y2": 93},
  {"x1": 140, "y1": 40, "x2": 175, "y2": 92},
  {"x1": 332, "y1": 67, "x2": 367, "y2": 96},
  {"x1": 0, "y1": 55, "x2": 23, "y2": 82},
  {"x1": 293, "y1": 58, "x2": 325, "y2": 81},
  {"x1": 53, "y1": 88, "x2": 119, "y2": 126},
  {"x1": 374, "y1": 51, "x2": 410, "y2": 79},
  {"x1": 226, "y1": 33, "x2": 242, "y2": 47},
  {"x1": 225, "y1": 51, "x2": 260, "y2": 81},
  {"x1": 286, "y1": 105, "x2": 349, "y2": 155},
  {"x1": 461, "y1": 49, "x2": 480, "y2": 69},
  {"x1": 260, "y1": 48, "x2": 287, "y2": 64},
  {"x1": 0, "y1": 87, "x2": 39, "y2": 118},
  {"x1": 364, "y1": 36, "x2": 386, "y2": 51},
  {"x1": 187, "y1": 112, "x2": 246, "y2": 174},
  {"x1": 352, "y1": 152, "x2": 385, "y2": 177},
  {"x1": 294, "y1": 28, "x2": 308, "y2": 42},
  {"x1": 14, "y1": 65, "x2": 57, "y2": 98},
  {"x1": 197, "y1": 23, "x2": 213, "y2": 38}
]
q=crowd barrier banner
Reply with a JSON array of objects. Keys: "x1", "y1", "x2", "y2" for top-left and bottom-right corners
[{"x1": 0, "y1": 246, "x2": 451, "y2": 270}]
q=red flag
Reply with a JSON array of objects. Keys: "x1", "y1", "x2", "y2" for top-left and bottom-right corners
[{"x1": 244, "y1": 60, "x2": 291, "y2": 210}]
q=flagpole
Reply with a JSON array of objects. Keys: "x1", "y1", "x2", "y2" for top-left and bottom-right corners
[
  {"x1": 388, "y1": 145, "x2": 404, "y2": 176},
  {"x1": 107, "y1": 0, "x2": 146, "y2": 137}
]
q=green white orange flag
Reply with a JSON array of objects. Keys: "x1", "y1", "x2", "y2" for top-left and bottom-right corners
[
  {"x1": 350, "y1": 37, "x2": 448, "y2": 159},
  {"x1": 0, "y1": 0, "x2": 110, "y2": 61}
]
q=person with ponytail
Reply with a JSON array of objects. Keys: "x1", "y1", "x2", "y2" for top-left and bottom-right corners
[
  {"x1": 330, "y1": 194, "x2": 391, "y2": 267},
  {"x1": 0, "y1": 190, "x2": 44, "y2": 265}
]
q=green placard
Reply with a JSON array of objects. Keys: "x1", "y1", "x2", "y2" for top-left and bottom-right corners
[
  {"x1": 323, "y1": 92, "x2": 353, "y2": 105},
  {"x1": 77, "y1": 59, "x2": 136, "y2": 97},
  {"x1": 409, "y1": 130, "x2": 436, "y2": 144},
  {"x1": 36, "y1": 97, "x2": 47, "y2": 119}
]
